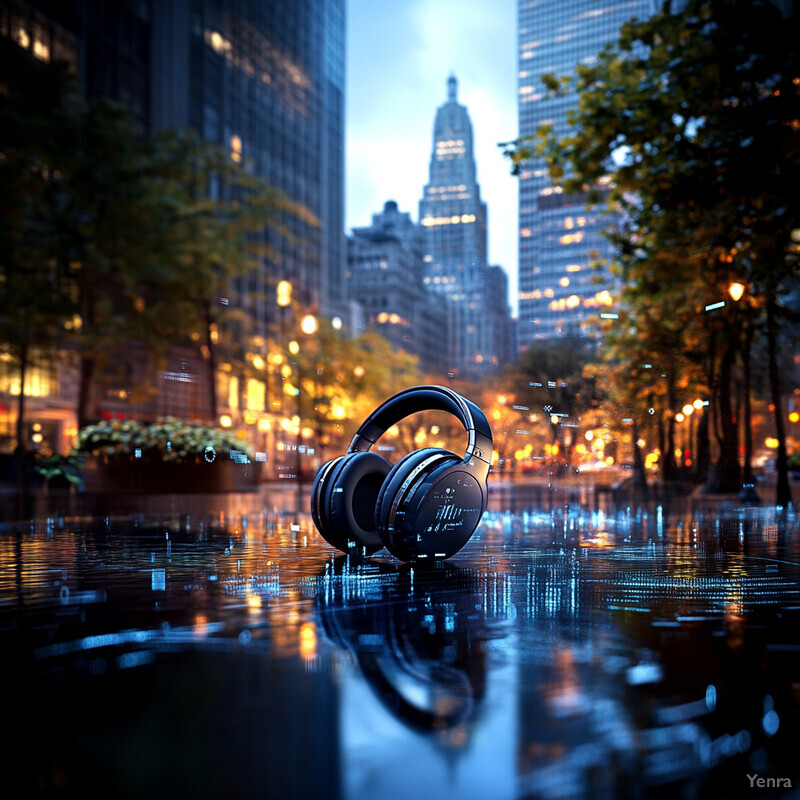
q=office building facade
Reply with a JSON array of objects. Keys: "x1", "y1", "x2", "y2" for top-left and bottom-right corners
[
  {"x1": 0, "y1": 0, "x2": 345, "y2": 452},
  {"x1": 347, "y1": 201, "x2": 447, "y2": 375},
  {"x1": 419, "y1": 75, "x2": 511, "y2": 375},
  {"x1": 2, "y1": 0, "x2": 344, "y2": 318},
  {"x1": 516, "y1": 0, "x2": 656, "y2": 345}
]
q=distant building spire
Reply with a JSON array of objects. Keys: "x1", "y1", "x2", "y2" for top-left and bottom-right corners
[{"x1": 420, "y1": 75, "x2": 511, "y2": 375}]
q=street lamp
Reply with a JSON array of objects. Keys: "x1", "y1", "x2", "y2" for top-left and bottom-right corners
[
  {"x1": 728, "y1": 281, "x2": 746, "y2": 302},
  {"x1": 680, "y1": 404, "x2": 696, "y2": 471},
  {"x1": 301, "y1": 314, "x2": 318, "y2": 335},
  {"x1": 294, "y1": 314, "x2": 318, "y2": 488},
  {"x1": 727, "y1": 280, "x2": 760, "y2": 503}
]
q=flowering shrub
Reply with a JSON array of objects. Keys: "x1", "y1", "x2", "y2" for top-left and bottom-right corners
[{"x1": 76, "y1": 417, "x2": 253, "y2": 464}]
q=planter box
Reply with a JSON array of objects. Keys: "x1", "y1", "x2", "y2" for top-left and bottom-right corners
[{"x1": 82, "y1": 457, "x2": 261, "y2": 494}]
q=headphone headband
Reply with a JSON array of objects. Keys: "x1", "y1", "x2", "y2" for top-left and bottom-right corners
[{"x1": 349, "y1": 385, "x2": 493, "y2": 465}]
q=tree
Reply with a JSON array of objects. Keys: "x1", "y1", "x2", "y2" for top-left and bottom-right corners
[
  {"x1": 504, "y1": 0, "x2": 800, "y2": 501},
  {"x1": 0, "y1": 43, "x2": 315, "y2": 439},
  {"x1": 148, "y1": 129, "x2": 317, "y2": 422},
  {"x1": 489, "y1": 335, "x2": 604, "y2": 474},
  {"x1": 290, "y1": 319, "x2": 421, "y2": 460},
  {"x1": 0, "y1": 42, "x2": 77, "y2": 449}
]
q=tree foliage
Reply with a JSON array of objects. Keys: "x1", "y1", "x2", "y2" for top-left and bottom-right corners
[
  {"x1": 288, "y1": 318, "x2": 421, "y2": 460},
  {"x1": 477, "y1": 335, "x2": 606, "y2": 474},
  {"x1": 504, "y1": 0, "x2": 800, "y2": 499}
]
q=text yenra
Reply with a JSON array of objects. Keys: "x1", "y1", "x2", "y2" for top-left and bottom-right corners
[{"x1": 747, "y1": 774, "x2": 793, "y2": 789}]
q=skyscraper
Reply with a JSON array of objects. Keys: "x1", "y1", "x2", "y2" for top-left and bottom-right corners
[
  {"x1": 347, "y1": 201, "x2": 446, "y2": 373},
  {"x1": 419, "y1": 76, "x2": 511, "y2": 375},
  {"x1": 1, "y1": 0, "x2": 344, "y2": 325},
  {"x1": 0, "y1": 0, "x2": 345, "y2": 448},
  {"x1": 516, "y1": 0, "x2": 656, "y2": 345},
  {"x1": 155, "y1": 0, "x2": 346, "y2": 325}
]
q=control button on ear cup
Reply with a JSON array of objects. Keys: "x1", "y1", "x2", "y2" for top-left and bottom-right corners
[
  {"x1": 383, "y1": 465, "x2": 486, "y2": 562},
  {"x1": 320, "y1": 451, "x2": 391, "y2": 553},
  {"x1": 375, "y1": 448, "x2": 459, "y2": 536}
]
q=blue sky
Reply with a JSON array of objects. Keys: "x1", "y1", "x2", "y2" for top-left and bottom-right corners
[{"x1": 345, "y1": 0, "x2": 519, "y2": 313}]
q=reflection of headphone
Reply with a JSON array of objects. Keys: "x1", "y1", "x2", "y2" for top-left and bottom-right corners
[
  {"x1": 311, "y1": 385, "x2": 493, "y2": 561},
  {"x1": 316, "y1": 560, "x2": 489, "y2": 734}
]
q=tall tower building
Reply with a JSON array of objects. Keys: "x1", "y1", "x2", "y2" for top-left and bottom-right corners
[
  {"x1": 156, "y1": 0, "x2": 346, "y2": 325},
  {"x1": 516, "y1": 0, "x2": 656, "y2": 345},
  {"x1": 347, "y1": 201, "x2": 446, "y2": 374},
  {"x1": 2, "y1": 0, "x2": 345, "y2": 326},
  {"x1": 419, "y1": 75, "x2": 510, "y2": 375}
]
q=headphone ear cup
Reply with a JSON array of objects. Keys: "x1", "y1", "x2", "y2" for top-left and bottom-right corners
[
  {"x1": 315, "y1": 451, "x2": 391, "y2": 553},
  {"x1": 375, "y1": 448, "x2": 458, "y2": 536},
  {"x1": 311, "y1": 457, "x2": 341, "y2": 543}
]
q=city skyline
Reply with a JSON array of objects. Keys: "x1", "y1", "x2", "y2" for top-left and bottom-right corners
[{"x1": 345, "y1": 0, "x2": 519, "y2": 313}]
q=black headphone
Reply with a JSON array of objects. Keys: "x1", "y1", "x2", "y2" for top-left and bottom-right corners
[{"x1": 310, "y1": 385, "x2": 493, "y2": 562}]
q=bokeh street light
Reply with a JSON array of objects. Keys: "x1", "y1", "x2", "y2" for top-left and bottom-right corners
[
  {"x1": 728, "y1": 281, "x2": 746, "y2": 302},
  {"x1": 301, "y1": 314, "x2": 318, "y2": 335},
  {"x1": 294, "y1": 313, "x2": 318, "y2": 484},
  {"x1": 277, "y1": 280, "x2": 292, "y2": 307},
  {"x1": 675, "y1": 400, "x2": 702, "y2": 471}
]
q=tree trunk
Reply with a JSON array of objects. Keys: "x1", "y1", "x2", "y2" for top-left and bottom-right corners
[
  {"x1": 704, "y1": 337, "x2": 741, "y2": 493},
  {"x1": 662, "y1": 379, "x2": 679, "y2": 481},
  {"x1": 741, "y1": 318, "x2": 757, "y2": 489},
  {"x1": 77, "y1": 353, "x2": 96, "y2": 431},
  {"x1": 15, "y1": 340, "x2": 29, "y2": 450},
  {"x1": 631, "y1": 416, "x2": 647, "y2": 486},
  {"x1": 695, "y1": 404, "x2": 711, "y2": 483},
  {"x1": 78, "y1": 285, "x2": 96, "y2": 431},
  {"x1": 766, "y1": 297, "x2": 792, "y2": 506},
  {"x1": 205, "y1": 304, "x2": 218, "y2": 421}
]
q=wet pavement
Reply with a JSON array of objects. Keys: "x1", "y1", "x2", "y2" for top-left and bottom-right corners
[{"x1": 2, "y1": 483, "x2": 800, "y2": 799}]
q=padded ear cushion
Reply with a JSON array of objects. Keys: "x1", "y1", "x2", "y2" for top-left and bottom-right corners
[
  {"x1": 311, "y1": 457, "x2": 341, "y2": 542},
  {"x1": 375, "y1": 448, "x2": 458, "y2": 533},
  {"x1": 320, "y1": 451, "x2": 391, "y2": 553}
]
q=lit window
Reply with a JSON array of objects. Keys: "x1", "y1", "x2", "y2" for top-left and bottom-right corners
[
  {"x1": 33, "y1": 39, "x2": 50, "y2": 62},
  {"x1": 230, "y1": 135, "x2": 242, "y2": 162},
  {"x1": 206, "y1": 30, "x2": 231, "y2": 55},
  {"x1": 14, "y1": 26, "x2": 30, "y2": 49},
  {"x1": 0, "y1": 353, "x2": 57, "y2": 397},
  {"x1": 246, "y1": 379, "x2": 265, "y2": 412},
  {"x1": 216, "y1": 373, "x2": 239, "y2": 410}
]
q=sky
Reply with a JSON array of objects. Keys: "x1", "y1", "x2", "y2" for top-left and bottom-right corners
[{"x1": 345, "y1": 0, "x2": 519, "y2": 314}]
